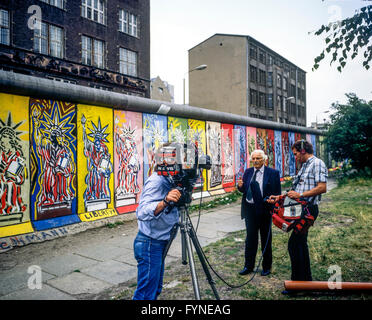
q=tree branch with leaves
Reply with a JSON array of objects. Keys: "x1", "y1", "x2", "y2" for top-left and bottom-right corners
[{"x1": 312, "y1": 4, "x2": 372, "y2": 72}]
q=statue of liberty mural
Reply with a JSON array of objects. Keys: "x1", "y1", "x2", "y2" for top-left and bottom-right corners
[
  {"x1": 115, "y1": 120, "x2": 140, "y2": 206},
  {"x1": 81, "y1": 114, "x2": 113, "y2": 211},
  {"x1": 0, "y1": 112, "x2": 27, "y2": 224},
  {"x1": 32, "y1": 108, "x2": 75, "y2": 215}
]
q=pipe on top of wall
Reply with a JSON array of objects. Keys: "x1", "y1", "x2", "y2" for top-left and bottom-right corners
[{"x1": 0, "y1": 70, "x2": 323, "y2": 135}]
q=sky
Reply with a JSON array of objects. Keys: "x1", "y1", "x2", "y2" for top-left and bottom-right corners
[{"x1": 150, "y1": 0, "x2": 372, "y2": 127}]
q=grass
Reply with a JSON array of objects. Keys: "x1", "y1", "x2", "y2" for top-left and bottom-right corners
[{"x1": 102, "y1": 177, "x2": 372, "y2": 300}]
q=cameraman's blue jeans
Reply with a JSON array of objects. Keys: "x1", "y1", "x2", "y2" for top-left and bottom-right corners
[{"x1": 132, "y1": 231, "x2": 168, "y2": 300}]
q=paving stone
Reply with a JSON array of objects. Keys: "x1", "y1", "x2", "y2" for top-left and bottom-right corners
[{"x1": 47, "y1": 271, "x2": 112, "y2": 295}]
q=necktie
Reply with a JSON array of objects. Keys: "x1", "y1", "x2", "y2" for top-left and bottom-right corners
[{"x1": 246, "y1": 169, "x2": 259, "y2": 201}]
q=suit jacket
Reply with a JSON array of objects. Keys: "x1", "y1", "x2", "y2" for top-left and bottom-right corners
[{"x1": 238, "y1": 166, "x2": 281, "y2": 219}]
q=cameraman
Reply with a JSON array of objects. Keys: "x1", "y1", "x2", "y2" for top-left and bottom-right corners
[{"x1": 132, "y1": 146, "x2": 181, "y2": 300}]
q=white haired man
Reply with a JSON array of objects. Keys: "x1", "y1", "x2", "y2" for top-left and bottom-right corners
[{"x1": 237, "y1": 149, "x2": 281, "y2": 276}]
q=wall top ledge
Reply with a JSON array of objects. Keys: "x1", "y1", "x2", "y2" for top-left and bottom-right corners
[{"x1": 0, "y1": 70, "x2": 323, "y2": 135}]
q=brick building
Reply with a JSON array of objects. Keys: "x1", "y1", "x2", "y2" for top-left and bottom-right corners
[{"x1": 0, "y1": 0, "x2": 150, "y2": 97}]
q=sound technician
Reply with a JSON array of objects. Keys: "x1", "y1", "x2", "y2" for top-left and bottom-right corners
[
  {"x1": 132, "y1": 144, "x2": 182, "y2": 300},
  {"x1": 269, "y1": 140, "x2": 327, "y2": 285}
]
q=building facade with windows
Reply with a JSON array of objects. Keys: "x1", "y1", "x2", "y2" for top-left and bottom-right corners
[
  {"x1": 0, "y1": 0, "x2": 150, "y2": 97},
  {"x1": 189, "y1": 34, "x2": 307, "y2": 126}
]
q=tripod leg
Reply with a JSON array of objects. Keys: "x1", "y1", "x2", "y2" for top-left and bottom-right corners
[
  {"x1": 162, "y1": 224, "x2": 179, "y2": 261},
  {"x1": 185, "y1": 230, "x2": 201, "y2": 300},
  {"x1": 180, "y1": 208, "x2": 187, "y2": 265},
  {"x1": 188, "y1": 224, "x2": 221, "y2": 300}
]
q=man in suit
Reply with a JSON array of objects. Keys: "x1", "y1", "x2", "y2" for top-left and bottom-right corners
[{"x1": 237, "y1": 149, "x2": 281, "y2": 276}]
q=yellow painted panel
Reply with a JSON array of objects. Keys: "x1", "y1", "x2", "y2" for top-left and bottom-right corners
[
  {"x1": 78, "y1": 208, "x2": 118, "y2": 222},
  {"x1": 0, "y1": 221, "x2": 34, "y2": 238},
  {"x1": 0, "y1": 93, "x2": 31, "y2": 229},
  {"x1": 77, "y1": 104, "x2": 114, "y2": 214}
]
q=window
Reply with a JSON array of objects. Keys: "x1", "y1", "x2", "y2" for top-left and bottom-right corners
[
  {"x1": 119, "y1": 48, "x2": 137, "y2": 77},
  {"x1": 119, "y1": 9, "x2": 138, "y2": 37},
  {"x1": 34, "y1": 22, "x2": 64, "y2": 58},
  {"x1": 250, "y1": 44, "x2": 257, "y2": 59},
  {"x1": 82, "y1": 35, "x2": 104, "y2": 68},
  {"x1": 259, "y1": 92, "x2": 266, "y2": 108},
  {"x1": 40, "y1": 0, "x2": 64, "y2": 9},
  {"x1": 250, "y1": 89, "x2": 258, "y2": 106},
  {"x1": 81, "y1": 0, "x2": 105, "y2": 24},
  {"x1": 267, "y1": 94, "x2": 273, "y2": 109},
  {"x1": 259, "y1": 49, "x2": 266, "y2": 64},
  {"x1": 267, "y1": 72, "x2": 273, "y2": 87},
  {"x1": 250, "y1": 65, "x2": 257, "y2": 82},
  {"x1": 259, "y1": 70, "x2": 266, "y2": 86},
  {"x1": 0, "y1": 9, "x2": 10, "y2": 45}
]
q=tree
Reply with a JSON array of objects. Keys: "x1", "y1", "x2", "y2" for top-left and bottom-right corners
[
  {"x1": 324, "y1": 93, "x2": 372, "y2": 170},
  {"x1": 312, "y1": 3, "x2": 372, "y2": 72}
]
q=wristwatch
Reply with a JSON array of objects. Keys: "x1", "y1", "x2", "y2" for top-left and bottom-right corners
[{"x1": 300, "y1": 193, "x2": 304, "y2": 198}]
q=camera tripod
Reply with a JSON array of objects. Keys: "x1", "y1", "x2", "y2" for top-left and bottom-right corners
[{"x1": 162, "y1": 205, "x2": 220, "y2": 300}]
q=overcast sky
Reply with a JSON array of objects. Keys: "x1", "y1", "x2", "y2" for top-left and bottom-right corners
[{"x1": 150, "y1": 0, "x2": 371, "y2": 126}]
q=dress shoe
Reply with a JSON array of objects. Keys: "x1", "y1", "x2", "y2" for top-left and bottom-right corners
[
  {"x1": 239, "y1": 267, "x2": 253, "y2": 275},
  {"x1": 260, "y1": 269, "x2": 271, "y2": 276}
]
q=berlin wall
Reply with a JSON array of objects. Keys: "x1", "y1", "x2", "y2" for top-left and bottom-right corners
[{"x1": 0, "y1": 71, "x2": 324, "y2": 252}]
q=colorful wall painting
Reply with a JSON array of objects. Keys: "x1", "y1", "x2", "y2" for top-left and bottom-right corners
[
  {"x1": 221, "y1": 123, "x2": 235, "y2": 191},
  {"x1": 77, "y1": 104, "x2": 114, "y2": 215},
  {"x1": 0, "y1": 93, "x2": 33, "y2": 237},
  {"x1": 234, "y1": 125, "x2": 247, "y2": 182},
  {"x1": 114, "y1": 110, "x2": 143, "y2": 214},
  {"x1": 246, "y1": 126, "x2": 257, "y2": 168},
  {"x1": 281, "y1": 131, "x2": 290, "y2": 177},
  {"x1": 266, "y1": 129, "x2": 275, "y2": 169},
  {"x1": 274, "y1": 130, "x2": 283, "y2": 177},
  {"x1": 311, "y1": 134, "x2": 317, "y2": 157},
  {"x1": 206, "y1": 121, "x2": 223, "y2": 194},
  {"x1": 30, "y1": 99, "x2": 79, "y2": 230},
  {"x1": 143, "y1": 113, "x2": 168, "y2": 182},
  {"x1": 188, "y1": 119, "x2": 208, "y2": 194},
  {"x1": 288, "y1": 131, "x2": 296, "y2": 176},
  {"x1": 168, "y1": 116, "x2": 188, "y2": 144},
  {"x1": 256, "y1": 128, "x2": 266, "y2": 152}
]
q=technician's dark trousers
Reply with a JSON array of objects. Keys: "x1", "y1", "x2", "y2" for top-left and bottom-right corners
[
  {"x1": 244, "y1": 203, "x2": 272, "y2": 271},
  {"x1": 288, "y1": 205, "x2": 319, "y2": 281}
]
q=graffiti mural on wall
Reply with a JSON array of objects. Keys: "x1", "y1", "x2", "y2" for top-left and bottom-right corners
[
  {"x1": 221, "y1": 123, "x2": 235, "y2": 190},
  {"x1": 30, "y1": 99, "x2": 79, "y2": 230},
  {"x1": 282, "y1": 131, "x2": 290, "y2": 177},
  {"x1": 0, "y1": 93, "x2": 322, "y2": 244},
  {"x1": 266, "y1": 129, "x2": 275, "y2": 169},
  {"x1": 188, "y1": 119, "x2": 207, "y2": 192},
  {"x1": 234, "y1": 125, "x2": 247, "y2": 182},
  {"x1": 256, "y1": 128, "x2": 266, "y2": 153},
  {"x1": 78, "y1": 105, "x2": 114, "y2": 213},
  {"x1": 206, "y1": 121, "x2": 222, "y2": 190},
  {"x1": 114, "y1": 110, "x2": 143, "y2": 214},
  {"x1": 143, "y1": 113, "x2": 167, "y2": 181},
  {"x1": 168, "y1": 116, "x2": 188, "y2": 144},
  {"x1": 288, "y1": 131, "x2": 296, "y2": 176},
  {"x1": 274, "y1": 130, "x2": 283, "y2": 177},
  {"x1": 246, "y1": 127, "x2": 256, "y2": 168},
  {"x1": 0, "y1": 93, "x2": 33, "y2": 237},
  {"x1": 311, "y1": 134, "x2": 317, "y2": 157}
]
